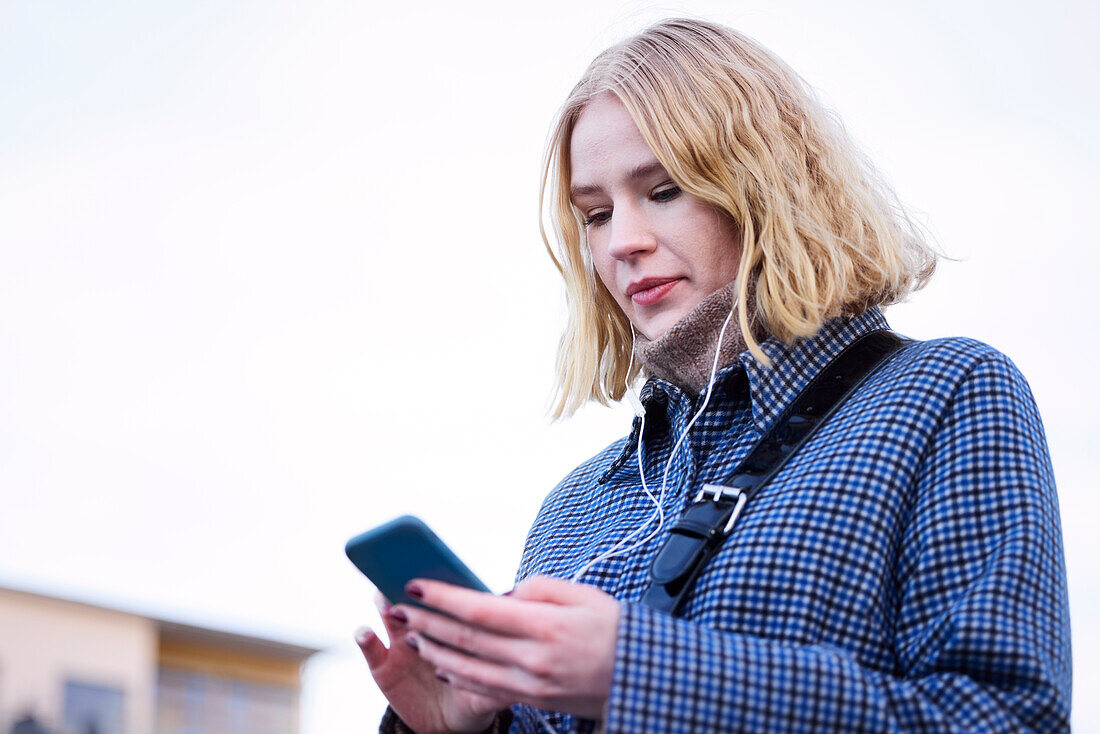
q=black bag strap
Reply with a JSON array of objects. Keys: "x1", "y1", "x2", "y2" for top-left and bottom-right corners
[{"x1": 641, "y1": 329, "x2": 911, "y2": 616}]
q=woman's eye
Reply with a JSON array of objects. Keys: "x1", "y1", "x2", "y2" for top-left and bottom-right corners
[
  {"x1": 584, "y1": 211, "x2": 611, "y2": 227},
  {"x1": 652, "y1": 185, "x2": 681, "y2": 202}
]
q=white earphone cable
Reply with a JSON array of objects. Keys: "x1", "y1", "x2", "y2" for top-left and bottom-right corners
[
  {"x1": 569, "y1": 324, "x2": 657, "y2": 582},
  {"x1": 635, "y1": 294, "x2": 736, "y2": 550},
  {"x1": 570, "y1": 292, "x2": 738, "y2": 582},
  {"x1": 540, "y1": 293, "x2": 738, "y2": 734}
]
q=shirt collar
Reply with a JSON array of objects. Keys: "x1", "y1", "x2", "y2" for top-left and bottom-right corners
[
  {"x1": 638, "y1": 306, "x2": 890, "y2": 431},
  {"x1": 739, "y1": 306, "x2": 891, "y2": 432},
  {"x1": 608, "y1": 307, "x2": 890, "y2": 485}
]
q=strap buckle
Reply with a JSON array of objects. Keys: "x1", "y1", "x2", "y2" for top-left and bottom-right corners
[
  {"x1": 694, "y1": 483, "x2": 748, "y2": 533},
  {"x1": 641, "y1": 330, "x2": 911, "y2": 618}
]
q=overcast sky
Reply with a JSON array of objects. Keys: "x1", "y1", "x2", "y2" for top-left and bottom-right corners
[{"x1": 2, "y1": 0, "x2": 1098, "y2": 730}]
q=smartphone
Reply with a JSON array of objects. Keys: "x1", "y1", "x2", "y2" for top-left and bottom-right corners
[{"x1": 345, "y1": 515, "x2": 491, "y2": 608}]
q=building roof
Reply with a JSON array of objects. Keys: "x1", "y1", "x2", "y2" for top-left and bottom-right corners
[
  {"x1": 155, "y1": 618, "x2": 320, "y2": 660},
  {"x1": 0, "y1": 579, "x2": 323, "y2": 661}
]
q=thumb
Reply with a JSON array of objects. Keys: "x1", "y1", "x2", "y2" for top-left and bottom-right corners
[{"x1": 354, "y1": 626, "x2": 388, "y2": 670}]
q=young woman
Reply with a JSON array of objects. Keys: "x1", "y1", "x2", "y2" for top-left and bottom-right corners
[{"x1": 356, "y1": 18, "x2": 1071, "y2": 734}]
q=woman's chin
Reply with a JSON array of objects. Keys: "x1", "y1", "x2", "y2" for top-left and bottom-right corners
[{"x1": 637, "y1": 314, "x2": 680, "y2": 341}]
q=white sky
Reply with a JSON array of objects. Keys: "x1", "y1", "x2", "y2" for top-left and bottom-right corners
[{"x1": 1, "y1": 0, "x2": 1097, "y2": 730}]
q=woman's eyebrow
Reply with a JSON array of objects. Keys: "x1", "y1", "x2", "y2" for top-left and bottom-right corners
[
  {"x1": 625, "y1": 160, "x2": 667, "y2": 182},
  {"x1": 570, "y1": 161, "x2": 669, "y2": 202}
]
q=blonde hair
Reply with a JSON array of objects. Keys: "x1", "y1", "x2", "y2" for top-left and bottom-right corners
[{"x1": 540, "y1": 18, "x2": 937, "y2": 418}]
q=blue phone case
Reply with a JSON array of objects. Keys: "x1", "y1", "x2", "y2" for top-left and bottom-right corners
[{"x1": 345, "y1": 515, "x2": 491, "y2": 608}]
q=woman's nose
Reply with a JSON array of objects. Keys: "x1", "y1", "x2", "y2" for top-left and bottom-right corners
[{"x1": 605, "y1": 207, "x2": 656, "y2": 260}]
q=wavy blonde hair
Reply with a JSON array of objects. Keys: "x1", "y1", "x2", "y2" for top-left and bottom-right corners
[{"x1": 541, "y1": 18, "x2": 937, "y2": 418}]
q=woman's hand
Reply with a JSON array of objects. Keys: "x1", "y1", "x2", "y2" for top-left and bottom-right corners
[
  {"x1": 393, "y1": 574, "x2": 620, "y2": 720},
  {"x1": 356, "y1": 592, "x2": 507, "y2": 734}
]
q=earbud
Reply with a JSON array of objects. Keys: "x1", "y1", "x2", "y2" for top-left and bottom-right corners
[
  {"x1": 624, "y1": 386, "x2": 646, "y2": 418},
  {"x1": 621, "y1": 322, "x2": 646, "y2": 417}
]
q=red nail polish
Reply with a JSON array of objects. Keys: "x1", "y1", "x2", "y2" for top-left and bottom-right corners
[
  {"x1": 388, "y1": 607, "x2": 408, "y2": 624},
  {"x1": 405, "y1": 582, "x2": 424, "y2": 600},
  {"x1": 404, "y1": 633, "x2": 419, "y2": 651}
]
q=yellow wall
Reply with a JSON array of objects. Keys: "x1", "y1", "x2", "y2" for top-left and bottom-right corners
[
  {"x1": 157, "y1": 636, "x2": 302, "y2": 688},
  {"x1": 0, "y1": 588, "x2": 158, "y2": 734}
]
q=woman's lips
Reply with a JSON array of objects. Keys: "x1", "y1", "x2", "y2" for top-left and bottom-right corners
[{"x1": 630, "y1": 278, "x2": 681, "y2": 306}]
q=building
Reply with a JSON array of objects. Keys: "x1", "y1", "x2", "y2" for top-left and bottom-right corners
[{"x1": 0, "y1": 584, "x2": 320, "y2": 734}]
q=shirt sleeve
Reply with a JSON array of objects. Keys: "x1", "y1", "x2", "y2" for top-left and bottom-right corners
[
  {"x1": 378, "y1": 706, "x2": 514, "y2": 734},
  {"x1": 602, "y1": 354, "x2": 1072, "y2": 733}
]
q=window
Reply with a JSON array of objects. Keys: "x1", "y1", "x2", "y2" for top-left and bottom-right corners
[
  {"x1": 156, "y1": 670, "x2": 296, "y2": 734},
  {"x1": 63, "y1": 680, "x2": 124, "y2": 734}
]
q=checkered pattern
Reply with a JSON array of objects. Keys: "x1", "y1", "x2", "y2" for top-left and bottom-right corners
[{"x1": 508, "y1": 308, "x2": 1071, "y2": 733}]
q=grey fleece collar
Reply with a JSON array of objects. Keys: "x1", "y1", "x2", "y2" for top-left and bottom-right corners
[{"x1": 634, "y1": 281, "x2": 749, "y2": 396}]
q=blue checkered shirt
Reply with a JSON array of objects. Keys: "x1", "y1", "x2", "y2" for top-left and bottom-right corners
[{"x1": 509, "y1": 307, "x2": 1071, "y2": 733}]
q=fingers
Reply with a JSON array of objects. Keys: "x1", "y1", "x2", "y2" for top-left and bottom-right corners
[
  {"x1": 371, "y1": 590, "x2": 410, "y2": 643},
  {"x1": 407, "y1": 580, "x2": 544, "y2": 637},
  {"x1": 354, "y1": 626, "x2": 387, "y2": 670},
  {"x1": 394, "y1": 603, "x2": 530, "y2": 666},
  {"x1": 508, "y1": 575, "x2": 595, "y2": 604},
  {"x1": 410, "y1": 631, "x2": 537, "y2": 703}
]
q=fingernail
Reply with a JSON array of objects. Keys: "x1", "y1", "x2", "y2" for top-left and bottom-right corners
[
  {"x1": 405, "y1": 582, "x2": 424, "y2": 600},
  {"x1": 435, "y1": 672, "x2": 450, "y2": 684},
  {"x1": 354, "y1": 626, "x2": 372, "y2": 645},
  {"x1": 387, "y1": 607, "x2": 408, "y2": 624},
  {"x1": 404, "y1": 633, "x2": 419, "y2": 651}
]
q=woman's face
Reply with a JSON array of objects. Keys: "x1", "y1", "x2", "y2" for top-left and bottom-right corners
[{"x1": 569, "y1": 93, "x2": 742, "y2": 340}]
